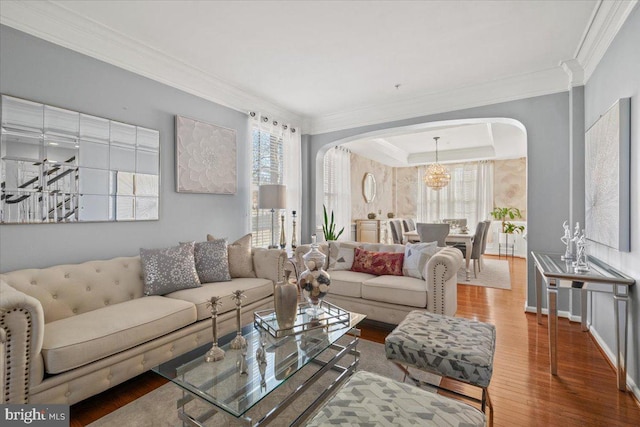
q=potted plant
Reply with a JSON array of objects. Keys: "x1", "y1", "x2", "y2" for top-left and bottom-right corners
[
  {"x1": 490, "y1": 207, "x2": 525, "y2": 249},
  {"x1": 322, "y1": 205, "x2": 344, "y2": 241},
  {"x1": 490, "y1": 207, "x2": 524, "y2": 233}
]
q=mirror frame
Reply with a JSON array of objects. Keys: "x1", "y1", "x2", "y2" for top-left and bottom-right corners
[{"x1": 362, "y1": 172, "x2": 376, "y2": 203}]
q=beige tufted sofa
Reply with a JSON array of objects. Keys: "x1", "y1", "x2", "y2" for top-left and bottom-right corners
[
  {"x1": 295, "y1": 243, "x2": 463, "y2": 325},
  {"x1": 0, "y1": 248, "x2": 284, "y2": 405}
]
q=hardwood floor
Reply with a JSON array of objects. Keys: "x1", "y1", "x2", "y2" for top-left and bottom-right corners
[{"x1": 71, "y1": 255, "x2": 640, "y2": 426}]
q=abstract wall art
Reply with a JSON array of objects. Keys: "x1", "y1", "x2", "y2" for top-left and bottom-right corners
[
  {"x1": 584, "y1": 97, "x2": 630, "y2": 251},
  {"x1": 176, "y1": 115, "x2": 237, "y2": 194}
]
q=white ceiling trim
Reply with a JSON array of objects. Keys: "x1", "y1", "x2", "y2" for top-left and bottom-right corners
[
  {"x1": 305, "y1": 67, "x2": 569, "y2": 135},
  {"x1": 0, "y1": 0, "x2": 304, "y2": 125},
  {"x1": 575, "y1": 0, "x2": 638, "y2": 83}
]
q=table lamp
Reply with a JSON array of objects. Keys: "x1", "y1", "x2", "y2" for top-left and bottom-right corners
[{"x1": 259, "y1": 184, "x2": 287, "y2": 248}]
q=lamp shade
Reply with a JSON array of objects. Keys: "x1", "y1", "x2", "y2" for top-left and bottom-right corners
[{"x1": 259, "y1": 184, "x2": 287, "y2": 209}]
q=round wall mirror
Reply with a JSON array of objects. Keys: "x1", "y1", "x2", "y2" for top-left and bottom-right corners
[{"x1": 362, "y1": 173, "x2": 376, "y2": 203}]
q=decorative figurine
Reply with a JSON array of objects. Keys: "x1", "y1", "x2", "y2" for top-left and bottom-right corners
[
  {"x1": 256, "y1": 330, "x2": 267, "y2": 366},
  {"x1": 204, "y1": 296, "x2": 225, "y2": 362},
  {"x1": 291, "y1": 210, "x2": 297, "y2": 249},
  {"x1": 574, "y1": 231, "x2": 590, "y2": 273},
  {"x1": 238, "y1": 343, "x2": 248, "y2": 375},
  {"x1": 560, "y1": 220, "x2": 575, "y2": 261},
  {"x1": 280, "y1": 213, "x2": 286, "y2": 249},
  {"x1": 229, "y1": 290, "x2": 247, "y2": 350}
]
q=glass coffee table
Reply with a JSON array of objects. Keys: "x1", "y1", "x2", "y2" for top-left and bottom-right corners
[{"x1": 153, "y1": 309, "x2": 365, "y2": 426}]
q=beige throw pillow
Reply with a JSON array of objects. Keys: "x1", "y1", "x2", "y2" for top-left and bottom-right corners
[{"x1": 207, "y1": 233, "x2": 256, "y2": 278}]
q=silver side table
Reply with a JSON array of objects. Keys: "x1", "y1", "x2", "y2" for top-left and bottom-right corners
[{"x1": 531, "y1": 251, "x2": 635, "y2": 392}]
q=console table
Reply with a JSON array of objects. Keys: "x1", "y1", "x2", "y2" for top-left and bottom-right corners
[{"x1": 531, "y1": 252, "x2": 635, "y2": 391}]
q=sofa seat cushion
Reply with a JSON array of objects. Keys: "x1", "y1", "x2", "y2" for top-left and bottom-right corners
[
  {"x1": 42, "y1": 296, "x2": 196, "y2": 374},
  {"x1": 328, "y1": 270, "x2": 376, "y2": 298},
  {"x1": 166, "y1": 277, "x2": 273, "y2": 320},
  {"x1": 361, "y1": 276, "x2": 427, "y2": 308}
]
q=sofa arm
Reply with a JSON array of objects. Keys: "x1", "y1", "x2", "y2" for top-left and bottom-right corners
[
  {"x1": 425, "y1": 247, "x2": 463, "y2": 316},
  {"x1": 0, "y1": 281, "x2": 45, "y2": 403},
  {"x1": 252, "y1": 248, "x2": 286, "y2": 284}
]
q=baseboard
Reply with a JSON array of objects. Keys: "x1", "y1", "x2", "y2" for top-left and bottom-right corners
[
  {"x1": 524, "y1": 305, "x2": 579, "y2": 322},
  {"x1": 588, "y1": 325, "x2": 640, "y2": 403},
  {"x1": 526, "y1": 304, "x2": 640, "y2": 403}
]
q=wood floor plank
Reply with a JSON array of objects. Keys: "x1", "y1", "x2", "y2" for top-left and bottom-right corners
[{"x1": 70, "y1": 255, "x2": 640, "y2": 426}]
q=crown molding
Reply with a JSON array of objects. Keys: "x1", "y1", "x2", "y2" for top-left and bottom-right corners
[
  {"x1": 0, "y1": 0, "x2": 304, "y2": 125},
  {"x1": 561, "y1": 59, "x2": 585, "y2": 88},
  {"x1": 575, "y1": 0, "x2": 638, "y2": 82},
  {"x1": 306, "y1": 67, "x2": 569, "y2": 135}
]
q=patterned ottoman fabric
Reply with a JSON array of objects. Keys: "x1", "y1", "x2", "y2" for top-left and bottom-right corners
[
  {"x1": 306, "y1": 370, "x2": 485, "y2": 427},
  {"x1": 385, "y1": 310, "x2": 496, "y2": 388}
]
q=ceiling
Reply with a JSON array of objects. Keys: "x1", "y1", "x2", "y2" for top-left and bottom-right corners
[
  {"x1": 0, "y1": 0, "x2": 636, "y2": 159},
  {"x1": 342, "y1": 119, "x2": 527, "y2": 166}
]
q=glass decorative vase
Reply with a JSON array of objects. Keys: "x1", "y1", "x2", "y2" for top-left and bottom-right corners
[{"x1": 298, "y1": 234, "x2": 330, "y2": 318}]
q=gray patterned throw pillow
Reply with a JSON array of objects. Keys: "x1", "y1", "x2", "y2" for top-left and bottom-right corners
[
  {"x1": 193, "y1": 239, "x2": 231, "y2": 283},
  {"x1": 140, "y1": 242, "x2": 201, "y2": 295}
]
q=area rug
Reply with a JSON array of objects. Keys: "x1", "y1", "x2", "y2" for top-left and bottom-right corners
[
  {"x1": 457, "y1": 258, "x2": 511, "y2": 289},
  {"x1": 88, "y1": 338, "x2": 440, "y2": 427}
]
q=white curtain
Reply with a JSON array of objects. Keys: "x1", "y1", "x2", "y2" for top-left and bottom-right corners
[
  {"x1": 417, "y1": 161, "x2": 493, "y2": 228},
  {"x1": 283, "y1": 123, "x2": 302, "y2": 248},
  {"x1": 249, "y1": 113, "x2": 301, "y2": 249},
  {"x1": 323, "y1": 146, "x2": 351, "y2": 241}
]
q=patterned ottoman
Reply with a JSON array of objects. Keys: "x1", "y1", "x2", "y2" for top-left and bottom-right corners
[
  {"x1": 385, "y1": 310, "x2": 496, "y2": 415},
  {"x1": 305, "y1": 370, "x2": 485, "y2": 427}
]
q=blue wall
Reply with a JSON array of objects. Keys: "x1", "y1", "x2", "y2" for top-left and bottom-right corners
[
  {"x1": 584, "y1": 4, "x2": 640, "y2": 397},
  {"x1": 0, "y1": 25, "x2": 251, "y2": 271}
]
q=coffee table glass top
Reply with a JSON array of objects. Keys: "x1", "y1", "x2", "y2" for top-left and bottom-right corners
[{"x1": 153, "y1": 311, "x2": 365, "y2": 419}]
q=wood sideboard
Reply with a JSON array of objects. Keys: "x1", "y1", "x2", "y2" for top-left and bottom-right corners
[{"x1": 355, "y1": 219, "x2": 389, "y2": 243}]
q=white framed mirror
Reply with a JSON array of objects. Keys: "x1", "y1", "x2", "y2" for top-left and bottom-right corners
[{"x1": 362, "y1": 172, "x2": 376, "y2": 203}]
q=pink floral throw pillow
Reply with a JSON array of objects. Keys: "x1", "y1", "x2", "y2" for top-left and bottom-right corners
[{"x1": 351, "y1": 248, "x2": 404, "y2": 276}]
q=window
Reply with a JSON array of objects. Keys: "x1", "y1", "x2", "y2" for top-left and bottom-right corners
[
  {"x1": 418, "y1": 161, "x2": 493, "y2": 227},
  {"x1": 251, "y1": 128, "x2": 284, "y2": 248}
]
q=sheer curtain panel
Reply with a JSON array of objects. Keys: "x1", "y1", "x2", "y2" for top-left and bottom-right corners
[
  {"x1": 250, "y1": 113, "x2": 301, "y2": 249},
  {"x1": 323, "y1": 146, "x2": 351, "y2": 241}
]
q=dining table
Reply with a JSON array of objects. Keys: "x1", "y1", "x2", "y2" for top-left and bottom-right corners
[{"x1": 402, "y1": 229, "x2": 474, "y2": 280}]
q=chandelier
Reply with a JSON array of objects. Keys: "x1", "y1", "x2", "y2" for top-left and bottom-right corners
[{"x1": 423, "y1": 136, "x2": 450, "y2": 190}]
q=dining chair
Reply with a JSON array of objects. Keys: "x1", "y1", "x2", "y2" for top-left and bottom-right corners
[
  {"x1": 390, "y1": 219, "x2": 404, "y2": 244},
  {"x1": 452, "y1": 221, "x2": 487, "y2": 278},
  {"x1": 479, "y1": 220, "x2": 492, "y2": 271},
  {"x1": 416, "y1": 223, "x2": 450, "y2": 246},
  {"x1": 402, "y1": 218, "x2": 416, "y2": 232}
]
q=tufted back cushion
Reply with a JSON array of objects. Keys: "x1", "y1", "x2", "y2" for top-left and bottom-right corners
[{"x1": 0, "y1": 257, "x2": 145, "y2": 324}]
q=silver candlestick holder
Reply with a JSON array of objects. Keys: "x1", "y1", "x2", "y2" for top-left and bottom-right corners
[
  {"x1": 204, "y1": 296, "x2": 225, "y2": 362},
  {"x1": 229, "y1": 290, "x2": 247, "y2": 350}
]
